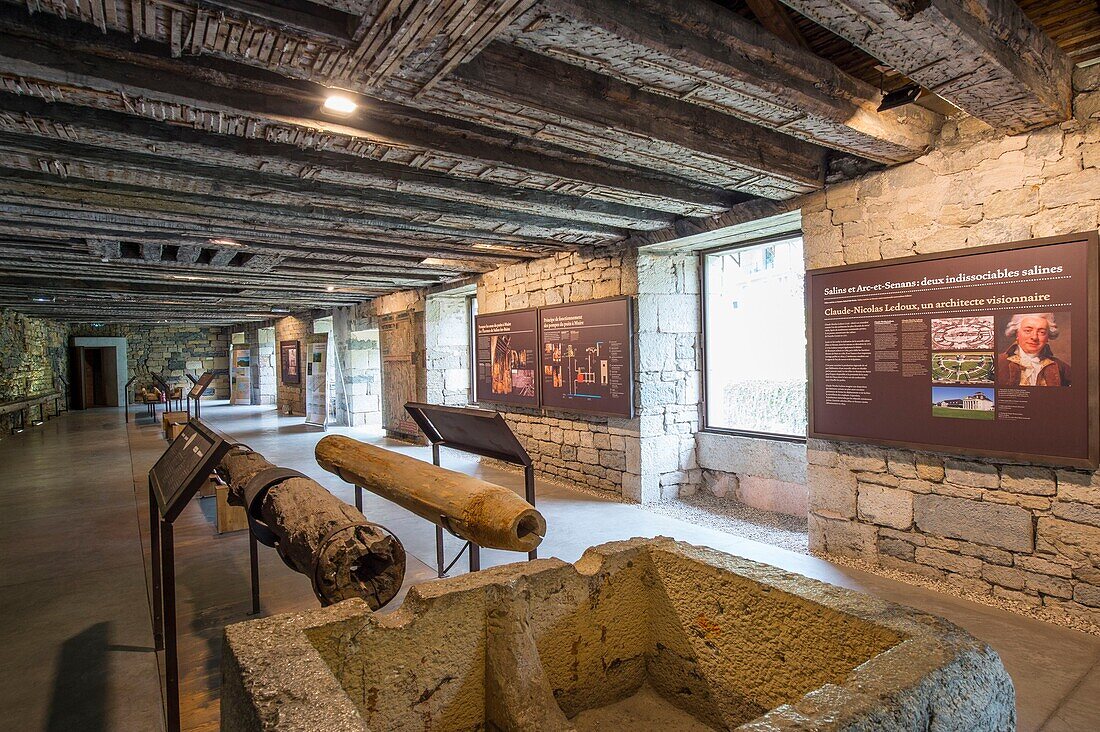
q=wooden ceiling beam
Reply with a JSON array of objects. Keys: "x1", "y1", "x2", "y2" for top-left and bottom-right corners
[
  {"x1": 0, "y1": 171, "x2": 576, "y2": 256},
  {"x1": 0, "y1": 95, "x2": 678, "y2": 231},
  {"x1": 777, "y1": 0, "x2": 1072, "y2": 133},
  {"x1": 513, "y1": 0, "x2": 939, "y2": 164},
  {"x1": 0, "y1": 211, "x2": 541, "y2": 270},
  {"x1": 0, "y1": 11, "x2": 739, "y2": 218},
  {"x1": 0, "y1": 130, "x2": 624, "y2": 245},
  {"x1": 419, "y1": 42, "x2": 827, "y2": 198}
]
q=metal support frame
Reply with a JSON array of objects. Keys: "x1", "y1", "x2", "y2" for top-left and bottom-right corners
[
  {"x1": 248, "y1": 532, "x2": 260, "y2": 616},
  {"x1": 149, "y1": 476, "x2": 180, "y2": 732}
]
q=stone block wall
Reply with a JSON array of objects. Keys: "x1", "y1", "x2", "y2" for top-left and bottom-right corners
[
  {"x1": 477, "y1": 250, "x2": 639, "y2": 495},
  {"x1": 70, "y1": 323, "x2": 229, "y2": 398},
  {"x1": 332, "y1": 303, "x2": 382, "y2": 427},
  {"x1": 425, "y1": 294, "x2": 471, "y2": 407},
  {"x1": 0, "y1": 309, "x2": 68, "y2": 432},
  {"x1": 804, "y1": 67, "x2": 1100, "y2": 623},
  {"x1": 274, "y1": 315, "x2": 311, "y2": 416},
  {"x1": 634, "y1": 251, "x2": 702, "y2": 502}
]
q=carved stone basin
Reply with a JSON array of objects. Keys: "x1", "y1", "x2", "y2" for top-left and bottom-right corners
[{"x1": 222, "y1": 537, "x2": 1014, "y2": 731}]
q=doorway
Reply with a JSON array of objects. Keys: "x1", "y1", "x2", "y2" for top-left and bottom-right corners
[{"x1": 69, "y1": 346, "x2": 119, "y2": 408}]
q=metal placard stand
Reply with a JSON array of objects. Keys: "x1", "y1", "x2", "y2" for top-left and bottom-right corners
[
  {"x1": 123, "y1": 375, "x2": 138, "y2": 423},
  {"x1": 403, "y1": 402, "x2": 537, "y2": 577},
  {"x1": 148, "y1": 418, "x2": 235, "y2": 732},
  {"x1": 187, "y1": 371, "x2": 215, "y2": 419}
]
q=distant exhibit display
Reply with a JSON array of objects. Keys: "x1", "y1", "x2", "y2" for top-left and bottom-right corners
[
  {"x1": 808, "y1": 232, "x2": 1098, "y2": 468},
  {"x1": 305, "y1": 334, "x2": 328, "y2": 427},
  {"x1": 231, "y1": 346, "x2": 251, "y2": 405},
  {"x1": 475, "y1": 297, "x2": 634, "y2": 418},
  {"x1": 540, "y1": 297, "x2": 633, "y2": 417},
  {"x1": 474, "y1": 308, "x2": 539, "y2": 408}
]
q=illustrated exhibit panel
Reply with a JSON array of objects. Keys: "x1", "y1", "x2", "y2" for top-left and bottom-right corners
[
  {"x1": 808, "y1": 232, "x2": 1097, "y2": 467},
  {"x1": 474, "y1": 309, "x2": 539, "y2": 407},
  {"x1": 539, "y1": 297, "x2": 633, "y2": 417}
]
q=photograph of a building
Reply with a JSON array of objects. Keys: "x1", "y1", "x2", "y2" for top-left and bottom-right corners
[{"x1": 931, "y1": 387, "x2": 996, "y2": 420}]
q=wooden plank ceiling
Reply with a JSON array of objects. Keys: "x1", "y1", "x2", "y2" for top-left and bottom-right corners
[{"x1": 0, "y1": 0, "x2": 1083, "y2": 323}]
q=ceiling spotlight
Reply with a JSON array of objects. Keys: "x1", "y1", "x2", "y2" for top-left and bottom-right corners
[
  {"x1": 31, "y1": 295, "x2": 54, "y2": 303},
  {"x1": 322, "y1": 93, "x2": 358, "y2": 116},
  {"x1": 271, "y1": 306, "x2": 291, "y2": 314},
  {"x1": 878, "y1": 82, "x2": 924, "y2": 112},
  {"x1": 209, "y1": 237, "x2": 242, "y2": 247},
  {"x1": 100, "y1": 256, "x2": 110, "y2": 263},
  {"x1": 326, "y1": 286, "x2": 335, "y2": 292},
  {"x1": 169, "y1": 274, "x2": 210, "y2": 281}
]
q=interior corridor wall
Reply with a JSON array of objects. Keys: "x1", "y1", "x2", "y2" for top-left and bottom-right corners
[
  {"x1": 332, "y1": 303, "x2": 382, "y2": 427},
  {"x1": 69, "y1": 323, "x2": 229, "y2": 398},
  {"x1": 801, "y1": 66, "x2": 1100, "y2": 624},
  {"x1": 0, "y1": 308, "x2": 68, "y2": 432}
]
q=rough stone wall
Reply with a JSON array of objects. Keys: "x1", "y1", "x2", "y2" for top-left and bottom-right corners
[
  {"x1": 425, "y1": 294, "x2": 471, "y2": 407},
  {"x1": 805, "y1": 67, "x2": 1100, "y2": 623},
  {"x1": 635, "y1": 252, "x2": 701, "y2": 502},
  {"x1": 274, "y1": 315, "x2": 311, "y2": 416},
  {"x1": 696, "y1": 432, "x2": 808, "y2": 516},
  {"x1": 241, "y1": 322, "x2": 278, "y2": 406},
  {"x1": 332, "y1": 303, "x2": 382, "y2": 427},
  {"x1": 477, "y1": 250, "x2": 641, "y2": 497},
  {"x1": 0, "y1": 309, "x2": 68, "y2": 431},
  {"x1": 70, "y1": 323, "x2": 229, "y2": 398}
]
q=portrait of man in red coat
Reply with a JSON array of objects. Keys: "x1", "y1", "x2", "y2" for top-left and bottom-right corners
[{"x1": 995, "y1": 313, "x2": 1070, "y2": 387}]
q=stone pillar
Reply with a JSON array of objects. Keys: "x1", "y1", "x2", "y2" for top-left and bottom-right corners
[{"x1": 632, "y1": 251, "x2": 702, "y2": 503}]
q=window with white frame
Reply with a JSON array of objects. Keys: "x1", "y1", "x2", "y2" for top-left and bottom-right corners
[{"x1": 702, "y1": 234, "x2": 807, "y2": 438}]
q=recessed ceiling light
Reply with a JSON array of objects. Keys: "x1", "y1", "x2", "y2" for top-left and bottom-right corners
[
  {"x1": 31, "y1": 295, "x2": 54, "y2": 303},
  {"x1": 271, "y1": 306, "x2": 291, "y2": 314},
  {"x1": 326, "y1": 286, "x2": 335, "y2": 291},
  {"x1": 322, "y1": 93, "x2": 357, "y2": 116},
  {"x1": 209, "y1": 238, "x2": 241, "y2": 247}
]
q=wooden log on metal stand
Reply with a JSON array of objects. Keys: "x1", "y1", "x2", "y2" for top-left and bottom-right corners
[
  {"x1": 315, "y1": 435, "x2": 546, "y2": 552},
  {"x1": 216, "y1": 446, "x2": 405, "y2": 608}
]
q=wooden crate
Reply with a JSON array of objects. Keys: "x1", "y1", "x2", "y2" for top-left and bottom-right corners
[{"x1": 215, "y1": 484, "x2": 249, "y2": 534}]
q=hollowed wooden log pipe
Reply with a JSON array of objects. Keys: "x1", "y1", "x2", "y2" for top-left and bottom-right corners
[
  {"x1": 315, "y1": 435, "x2": 546, "y2": 553},
  {"x1": 216, "y1": 447, "x2": 405, "y2": 608}
]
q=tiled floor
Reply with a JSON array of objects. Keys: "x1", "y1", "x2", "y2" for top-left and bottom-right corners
[{"x1": 2, "y1": 402, "x2": 1098, "y2": 730}]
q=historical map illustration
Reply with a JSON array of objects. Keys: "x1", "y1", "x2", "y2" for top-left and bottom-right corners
[
  {"x1": 931, "y1": 352, "x2": 996, "y2": 384},
  {"x1": 931, "y1": 316, "x2": 995, "y2": 350}
]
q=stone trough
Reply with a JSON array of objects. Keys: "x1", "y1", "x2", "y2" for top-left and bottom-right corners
[{"x1": 221, "y1": 537, "x2": 1015, "y2": 731}]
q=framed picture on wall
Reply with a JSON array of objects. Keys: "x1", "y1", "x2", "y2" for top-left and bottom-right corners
[{"x1": 280, "y1": 340, "x2": 301, "y2": 385}]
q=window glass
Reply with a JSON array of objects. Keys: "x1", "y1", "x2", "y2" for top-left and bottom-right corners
[{"x1": 703, "y1": 235, "x2": 807, "y2": 437}]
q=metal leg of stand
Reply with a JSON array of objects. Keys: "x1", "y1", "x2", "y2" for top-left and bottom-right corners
[
  {"x1": 248, "y1": 532, "x2": 260, "y2": 616},
  {"x1": 150, "y1": 480, "x2": 163, "y2": 652},
  {"x1": 435, "y1": 526, "x2": 446, "y2": 578},
  {"x1": 524, "y1": 465, "x2": 538, "y2": 561},
  {"x1": 431, "y1": 444, "x2": 447, "y2": 577},
  {"x1": 161, "y1": 520, "x2": 180, "y2": 732},
  {"x1": 355, "y1": 485, "x2": 363, "y2": 512},
  {"x1": 469, "y1": 544, "x2": 481, "y2": 572}
]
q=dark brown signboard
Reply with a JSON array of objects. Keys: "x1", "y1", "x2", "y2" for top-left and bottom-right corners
[
  {"x1": 150, "y1": 418, "x2": 234, "y2": 521},
  {"x1": 539, "y1": 297, "x2": 634, "y2": 417},
  {"x1": 475, "y1": 308, "x2": 539, "y2": 407},
  {"x1": 187, "y1": 371, "x2": 215, "y2": 400},
  {"x1": 808, "y1": 231, "x2": 1099, "y2": 468}
]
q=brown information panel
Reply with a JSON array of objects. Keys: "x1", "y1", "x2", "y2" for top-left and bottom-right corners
[
  {"x1": 188, "y1": 371, "x2": 215, "y2": 400},
  {"x1": 808, "y1": 232, "x2": 1099, "y2": 468},
  {"x1": 539, "y1": 297, "x2": 634, "y2": 417},
  {"x1": 475, "y1": 308, "x2": 539, "y2": 408}
]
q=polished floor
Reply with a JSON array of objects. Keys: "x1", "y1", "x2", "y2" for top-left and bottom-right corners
[{"x1": 1, "y1": 404, "x2": 1099, "y2": 731}]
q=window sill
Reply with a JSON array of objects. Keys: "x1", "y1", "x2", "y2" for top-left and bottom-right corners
[{"x1": 699, "y1": 427, "x2": 807, "y2": 444}]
